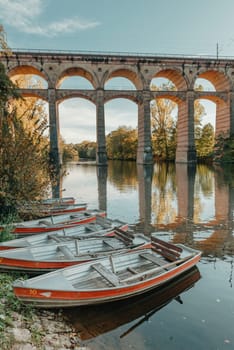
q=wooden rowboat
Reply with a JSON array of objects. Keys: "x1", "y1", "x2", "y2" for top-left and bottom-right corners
[
  {"x1": 19, "y1": 203, "x2": 88, "y2": 217},
  {"x1": 0, "y1": 210, "x2": 106, "y2": 235},
  {"x1": 13, "y1": 237, "x2": 201, "y2": 308},
  {"x1": 35, "y1": 197, "x2": 76, "y2": 206},
  {"x1": 0, "y1": 216, "x2": 128, "y2": 250},
  {"x1": 0, "y1": 230, "x2": 151, "y2": 274},
  {"x1": 18, "y1": 197, "x2": 77, "y2": 212}
]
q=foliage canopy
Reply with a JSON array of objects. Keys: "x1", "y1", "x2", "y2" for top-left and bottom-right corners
[{"x1": 0, "y1": 28, "x2": 51, "y2": 218}]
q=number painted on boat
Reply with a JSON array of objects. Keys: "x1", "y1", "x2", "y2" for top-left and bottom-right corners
[{"x1": 29, "y1": 289, "x2": 37, "y2": 296}]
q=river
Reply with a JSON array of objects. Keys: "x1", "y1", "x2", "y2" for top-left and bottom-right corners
[{"x1": 58, "y1": 161, "x2": 234, "y2": 350}]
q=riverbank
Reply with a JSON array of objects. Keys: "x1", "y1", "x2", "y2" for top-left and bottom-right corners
[{"x1": 0, "y1": 273, "x2": 87, "y2": 350}]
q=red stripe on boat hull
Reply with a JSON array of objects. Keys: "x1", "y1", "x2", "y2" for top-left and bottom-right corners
[
  {"x1": 12, "y1": 213, "x2": 106, "y2": 235},
  {"x1": 40, "y1": 206, "x2": 87, "y2": 216},
  {"x1": 0, "y1": 223, "x2": 129, "y2": 250},
  {"x1": 0, "y1": 241, "x2": 151, "y2": 273}
]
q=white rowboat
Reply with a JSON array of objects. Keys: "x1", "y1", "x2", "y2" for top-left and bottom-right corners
[{"x1": 0, "y1": 216, "x2": 128, "y2": 250}]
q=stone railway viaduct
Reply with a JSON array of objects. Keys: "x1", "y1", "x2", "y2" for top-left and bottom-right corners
[{"x1": 1, "y1": 50, "x2": 234, "y2": 165}]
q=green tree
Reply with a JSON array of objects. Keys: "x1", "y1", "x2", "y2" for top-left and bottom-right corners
[
  {"x1": 62, "y1": 142, "x2": 79, "y2": 162},
  {"x1": 75, "y1": 141, "x2": 97, "y2": 159},
  {"x1": 106, "y1": 126, "x2": 137, "y2": 160},
  {"x1": 214, "y1": 132, "x2": 234, "y2": 163},
  {"x1": 196, "y1": 123, "x2": 215, "y2": 159}
]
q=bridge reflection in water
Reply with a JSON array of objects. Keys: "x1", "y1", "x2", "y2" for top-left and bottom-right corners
[
  {"x1": 53, "y1": 161, "x2": 234, "y2": 258},
  {"x1": 50, "y1": 161, "x2": 233, "y2": 349}
]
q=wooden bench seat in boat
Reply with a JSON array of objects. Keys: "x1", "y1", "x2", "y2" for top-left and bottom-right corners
[
  {"x1": 140, "y1": 252, "x2": 165, "y2": 266},
  {"x1": 151, "y1": 236, "x2": 182, "y2": 261},
  {"x1": 57, "y1": 245, "x2": 75, "y2": 260},
  {"x1": 47, "y1": 234, "x2": 63, "y2": 243},
  {"x1": 85, "y1": 224, "x2": 99, "y2": 232},
  {"x1": 91, "y1": 263, "x2": 119, "y2": 286},
  {"x1": 103, "y1": 239, "x2": 123, "y2": 250},
  {"x1": 114, "y1": 228, "x2": 134, "y2": 244}
]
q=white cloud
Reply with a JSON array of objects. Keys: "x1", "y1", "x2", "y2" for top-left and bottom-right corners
[
  {"x1": 0, "y1": 0, "x2": 100, "y2": 37},
  {"x1": 47, "y1": 18, "x2": 99, "y2": 34},
  {"x1": 58, "y1": 99, "x2": 137, "y2": 143},
  {"x1": 59, "y1": 100, "x2": 96, "y2": 143}
]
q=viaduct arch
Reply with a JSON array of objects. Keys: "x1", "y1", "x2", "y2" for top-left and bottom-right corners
[{"x1": 1, "y1": 50, "x2": 234, "y2": 166}]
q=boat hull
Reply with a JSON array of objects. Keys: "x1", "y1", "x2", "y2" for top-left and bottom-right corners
[
  {"x1": 6, "y1": 211, "x2": 106, "y2": 235},
  {"x1": 0, "y1": 231, "x2": 150, "y2": 273},
  {"x1": 13, "y1": 250, "x2": 201, "y2": 308},
  {"x1": 35, "y1": 204, "x2": 87, "y2": 216},
  {"x1": 35, "y1": 197, "x2": 76, "y2": 206},
  {"x1": 20, "y1": 203, "x2": 87, "y2": 217},
  {"x1": 0, "y1": 220, "x2": 129, "y2": 250}
]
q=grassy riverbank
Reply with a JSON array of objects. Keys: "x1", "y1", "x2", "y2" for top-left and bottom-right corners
[
  {"x1": 0, "y1": 272, "x2": 37, "y2": 349},
  {"x1": 0, "y1": 221, "x2": 83, "y2": 349},
  {"x1": 0, "y1": 272, "x2": 84, "y2": 349}
]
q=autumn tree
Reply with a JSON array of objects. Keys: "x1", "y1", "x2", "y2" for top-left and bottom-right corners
[
  {"x1": 0, "y1": 25, "x2": 11, "y2": 55},
  {"x1": 151, "y1": 83, "x2": 207, "y2": 161},
  {"x1": 193, "y1": 86, "x2": 216, "y2": 159},
  {"x1": 0, "y1": 26, "x2": 51, "y2": 218},
  {"x1": 151, "y1": 83, "x2": 177, "y2": 161},
  {"x1": 10, "y1": 75, "x2": 48, "y2": 141},
  {"x1": 62, "y1": 141, "x2": 79, "y2": 162},
  {"x1": 195, "y1": 123, "x2": 215, "y2": 159},
  {"x1": 0, "y1": 72, "x2": 51, "y2": 216}
]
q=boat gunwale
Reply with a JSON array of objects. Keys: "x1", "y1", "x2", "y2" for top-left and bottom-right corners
[
  {"x1": 0, "y1": 221, "x2": 129, "y2": 250},
  {"x1": 13, "y1": 254, "x2": 201, "y2": 307}
]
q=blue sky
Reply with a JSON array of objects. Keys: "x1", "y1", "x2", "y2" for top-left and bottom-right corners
[
  {"x1": 1, "y1": 0, "x2": 234, "y2": 55},
  {"x1": 0, "y1": 0, "x2": 233, "y2": 142}
]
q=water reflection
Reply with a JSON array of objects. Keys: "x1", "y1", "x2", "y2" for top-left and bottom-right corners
[
  {"x1": 48, "y1": 161, "x2": 234, "y2": 349},
  {"x1": 64, "y1": 267, "x2": 201, "y2": 342},
  {"x1": 54, "y1": 161, "x2": 234, "y2": 258},
  {"x1": 137, "y1": 164, "x2": 153, "y2": 234},
  {"x1": 107, "y1": 160, "x2": 138, "y2": 190},
  {"x1": 97, "y1": 166, "x2": 107, "y2": 212}
]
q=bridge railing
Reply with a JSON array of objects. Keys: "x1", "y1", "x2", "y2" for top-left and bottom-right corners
[{"x1": 4, "y1": 48, "x2": 234, "y2": 61}]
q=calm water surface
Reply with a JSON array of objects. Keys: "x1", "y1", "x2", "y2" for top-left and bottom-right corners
[{"x1": 59, "y1": 161, "x2": 234, "y2": 350}]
